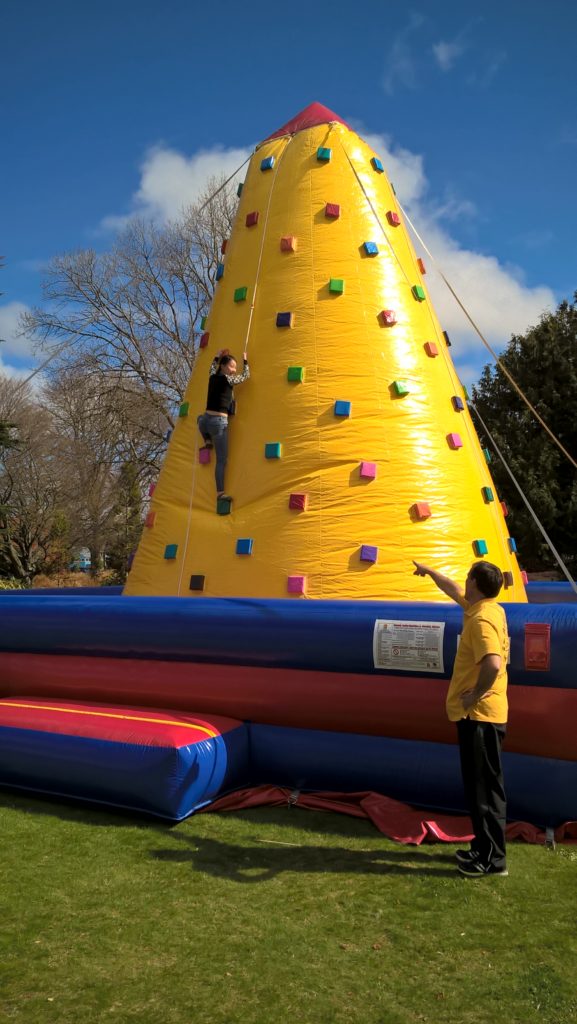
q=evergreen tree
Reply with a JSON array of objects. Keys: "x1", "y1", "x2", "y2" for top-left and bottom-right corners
[
  {"x1": 105, "y1": 462, "x2": 145, "y2": 583},
  {"x1": 472, "y1": 294, "x2": 577, "y2": 572}
]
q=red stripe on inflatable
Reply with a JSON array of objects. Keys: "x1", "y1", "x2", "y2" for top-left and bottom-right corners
[
  {"x1": 0, "y1": 697, "x2": 241, "y2": 746},
  {"x1": 1, "y1": 652, "x2": 575, "y2": 761}
]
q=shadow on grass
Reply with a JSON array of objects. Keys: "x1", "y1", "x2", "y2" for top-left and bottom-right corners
[
  {"x1": 150, "y1": 833, "x2": 458, "y2": 881},
  {"x1": 201, "y1": 804, "x2": 469, "y2": 841},
  {"x1": 0, "y1": 787, "x2": 175, "y2": 831}
]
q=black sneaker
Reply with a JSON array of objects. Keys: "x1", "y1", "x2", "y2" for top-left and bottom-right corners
[
  {"x1": 458, "y1": 860, "x2": 508, "y2": 878},
  {"x1": 455, "y1": 849, "x2": 478, "y2": 865}
]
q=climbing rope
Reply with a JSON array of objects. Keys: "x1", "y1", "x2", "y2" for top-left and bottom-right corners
[
  {"x1": 341, "y1": 138, "x2": 576, "y2": 581},
  {"x1": 470, "y1": 402, "x2": 577, "y2": 594},
  {"x1": 196, "y1": 154, "x2": 252, "y2": 214},
  {"x1": 397, "y1": 200, "x2": 577, "y2": 473},
  {"x1": 242, "y1": 136, "x2": 293, "y2": 356},
  {"x1": 176, "y1": 135, "x2": 293, "y2": 589}
]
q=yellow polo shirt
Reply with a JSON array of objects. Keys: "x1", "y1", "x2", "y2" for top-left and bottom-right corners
[{"x1": 446, "y1": 598, "x2": 509, "y2": 723}]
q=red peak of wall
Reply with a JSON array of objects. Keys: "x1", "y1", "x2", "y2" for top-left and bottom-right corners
[{"x1": 264, "y1": 102, "x2": 350, "y2": 141}]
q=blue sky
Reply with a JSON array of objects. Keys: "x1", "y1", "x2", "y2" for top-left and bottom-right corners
[{"x1": 2, "y1": 0, "x2": 576, "y2": 384}]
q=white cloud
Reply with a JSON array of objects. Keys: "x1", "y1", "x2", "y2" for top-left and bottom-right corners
[
  {"x1": 0, "y1": 301, "x2": 35, "y2": 357},
  {"x1": 100, "y1": 144, "x2": 252, "y2": 232},
  {"x1": 360, "y1": 132, "x2": 555, "y2": 367},
  {"x1": 0, "y1": 303, "x2": 37, "y2": 380},
  {"x1": 0, "y1": 357, "x2": 33, "y2": 381},
  {"x1": 432, "y1": 39, "x2": 466, "y2": 72},
  {"x1": 467, "y1": 49, "x2": 507, "y2": 88},
  {"x1": 382, "y1": 13, "x2": 425, "y2": 95}
]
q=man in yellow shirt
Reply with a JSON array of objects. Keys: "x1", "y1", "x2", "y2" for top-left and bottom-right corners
[{"x1": 413, "y1": 560, "x2": 510, "y2": 877}]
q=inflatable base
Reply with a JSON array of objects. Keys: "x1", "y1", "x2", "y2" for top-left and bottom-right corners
[{"x1": 0, "y1": 699, "x2": 249, "y2": 820}]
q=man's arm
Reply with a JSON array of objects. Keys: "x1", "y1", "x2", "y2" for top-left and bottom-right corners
[
  {"x1": 461, "y1": 654, "x2": 501, "y2": 711},
  {"x1": 413, "y1": 561, "x2": 465, "y2": 606}
]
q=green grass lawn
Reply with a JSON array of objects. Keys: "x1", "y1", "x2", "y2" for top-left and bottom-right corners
[{"x1": 1, "y1": 791, "x2": 576, "y2": 1024}]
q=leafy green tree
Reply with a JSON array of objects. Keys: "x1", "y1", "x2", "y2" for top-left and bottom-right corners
[{"x1": 472, "y1": 294, "x2": 577, "y2": 572}]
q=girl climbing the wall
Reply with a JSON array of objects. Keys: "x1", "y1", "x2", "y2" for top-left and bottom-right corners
[{"x1": 197, "y1": 349, "x2": 250, "y2": 505}]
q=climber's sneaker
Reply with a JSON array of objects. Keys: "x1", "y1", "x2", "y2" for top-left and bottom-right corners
[
  {"x1": 458, "y1": 860, "x2": 508, "y2": 878},
  {"x1": 455, "y1": 849, "x2": 479, "y2": 865}
]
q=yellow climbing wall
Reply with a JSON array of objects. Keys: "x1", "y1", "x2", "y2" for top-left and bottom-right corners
[{"x1": 124, "y1": 104, "x2": 527, "y2": 602}]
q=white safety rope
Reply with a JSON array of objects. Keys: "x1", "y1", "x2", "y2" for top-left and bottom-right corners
[
  {"x1": 397, "y1": 200, "x2": 577, "y2": 473},
  {"x1": 470, "y1": 402, "x2": 577, "y2": 594},
  {"x1": 242, "y1": 135, "x2": 293, "y2": 355}
]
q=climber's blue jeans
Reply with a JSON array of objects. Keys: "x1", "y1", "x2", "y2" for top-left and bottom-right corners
[{"x1": 197, "y1": 413, "x2": 228, "y2": 493}]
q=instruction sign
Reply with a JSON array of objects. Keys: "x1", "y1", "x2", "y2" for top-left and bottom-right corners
[{"x1": 373, "y1": 619, "x2": 445, "y2": 673}]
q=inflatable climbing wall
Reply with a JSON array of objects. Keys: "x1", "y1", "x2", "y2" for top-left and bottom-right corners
[{"x1": 125, "y1": 102, "x2": 527, "y2": 602}]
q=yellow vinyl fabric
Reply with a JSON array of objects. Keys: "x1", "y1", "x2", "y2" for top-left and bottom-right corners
[{"x1": 124, "y1": 118, "x2": 527, "y2": 603}]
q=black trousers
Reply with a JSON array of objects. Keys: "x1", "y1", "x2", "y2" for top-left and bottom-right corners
[{"x1": 456, "y1": 718, "x2": 507, "y2": 869}]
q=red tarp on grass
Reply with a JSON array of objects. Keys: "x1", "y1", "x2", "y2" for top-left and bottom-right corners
[{"x1": 200, "y1": 786, "x2": 577, "y2": 845}]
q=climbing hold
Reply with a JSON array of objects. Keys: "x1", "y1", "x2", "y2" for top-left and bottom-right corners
[
  {"x1": 503, "y1": 571, "x2": 514, "y2": 588},
  {"x1": 482, "y1": 486, "x2": 494, "y2": 503},
  {"x1": 443, "y1": 331, "x2": 451, "y2": 347},
  {"x1": 334, "y1": 400, "x2": 351, "y2": 417},
  {"x1": 424, "y1": 342, "x2": 438, "y2": 358},
  {"x1": 386, "y1": 211, "x2": 401, "y2": 226},
  {"x1": 451, "y1": 395, "x2": 464, "y2": 411},
  {"x1": 287, "y1": 575, "x2": 307, "y2": 594},
  {"x1": 236, "y1": 538, "x2": 254, "y2": 555},
  {"x1": 148, "y1": 483, "x2": 156, "y2": 496},
  {"x1": 317, "y1": 147, "x2": 331, "y2": 162},
  {"x1": 411, "y1": 502, "x2": 432, "y2": 520},
  {"x1": 325, "y1": 203, "x2": 340, "y2": 219},
  {"x1": 329, "y1": 278, "x2": 344, "y2": 294},
  {"x1": 189, "y1": 575, "x2": 205, "y2": 591},
  {"x1": 380, "y1": 309, "x2": 397, "y2": 326},
  {"x1": 483, "y1": 448, "x2": 492, "y2": 464},
  {"x1": 359, "y1": 461, "x2": 377, "y2": 479},
  {"x1": 178, "y1": 402, "x2": 189, "y2": 418},
  {"x1": 392, "y1": 380, "x2": 409, "y2": 397},
  {"x1": 144, "y1": 512, "x2": 156, "y2": 528},
  {"x1": 280, "y1": 235, "x2": 297, "y2": 251},
  {"x1": 265, "y1": 442, "x2": 282, "y2": 459},
  {"x1": 276, "y1": 312, "x2": 294, "y2": 328},
  {"x1": 287, "y1": 366, "x2": 305, "y2": 383},
  {"x1": 199, "y1": 332, "x2": 210, "y2": 349},
  {"x1": 473, "y1": 539, "x2": 488, "y2": 557},
  {"x1": 363, "y1": 241, "x2": 379, "y2": 256},
  {"x1": 447, "y1": 433, "x2": 463, "y2": 449},
  {"x1": 216, "y1": 263, "x2": 224, "y2": 281},
  {"x1": 508, "y1": 537, "x2": 518, "y2": 553},
  {"x1": 236, "y1": 182, "x2": 244, "y2": 197},
  {"x1": 198, "y1": 447, "x2": 211, "y2": 465},
  {"x1": 371, "y1": 157, "x2": 384, "y2": 173},
  {"x1": 246, "y1": 211, "x2": 259, "y2": 227},
  {"x1": 200, "y1": 316, "x2": 208, "y2": 330},
  {"x1": 260, "y1": 156, "x2": 275, "y2": 171},
  {"x1": 521, "y1": 570, "x2": 528, "y2": 584},
  {"x1": 289, "y1": 493, "x2": 308, "y2": 510},
  {"x1": 501, "y1": 501, "x2": 509, "y2": 517},
  {"x1": 221, "y1": 239, "x2": 228, "y2": 254},
  {"x1": 417, "y1": 258, "x2": 426, "y2": 274},
  {"x1": 234, "y1": 286, "x2": 248, "y2": 302},
  {"x1": 164, "y1": 544, "x2": 178, "y2": 559},
  {"x1": 412, "y1": 284, "x2": 426, "y2": 301},
  {"x1": 360, "y1": 545, "x2": 378, "y2": 563}
]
